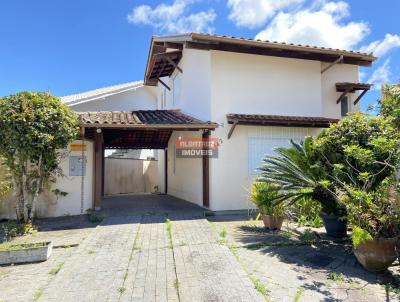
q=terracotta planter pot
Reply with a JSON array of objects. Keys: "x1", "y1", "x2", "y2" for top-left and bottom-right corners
[
  {"x1": 321, "y1": 214, "x2": 347, "y2": 238},
  {"x1": 354, "y1": 238, "x2": 397, "y2": 272},
  {"x1": 261, "y1": 214, "x2": 284, "y2": 230}
]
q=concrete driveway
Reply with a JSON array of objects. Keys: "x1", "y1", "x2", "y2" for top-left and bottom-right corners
[{"x1": 1, "y1": 194, "x2": 263, "y2": 302}]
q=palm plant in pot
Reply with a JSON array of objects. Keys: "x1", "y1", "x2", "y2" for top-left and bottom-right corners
[
  {"x1": 250, "y1": 182, "x2": 286, "y2": 230},
  {"x1": 258, "y1": 137, "x2": 347, "y2": 237},
  {"x1": 316, "y1": 113, "x2": 400, "y2": 271}
]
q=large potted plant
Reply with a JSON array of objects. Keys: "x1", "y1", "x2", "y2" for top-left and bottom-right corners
[
  {"x1": 250, "y1": 182, "x2": 286, "y2": 230},
  {"x1": 344, "y1": 182, "x2": 400, "y2": 272},
  {"x1": 316, "y1": 113, "x2": 400, "y2": 271},
  {"x1": 258, "y1": 137, "x2": 347, "y2": 237}
]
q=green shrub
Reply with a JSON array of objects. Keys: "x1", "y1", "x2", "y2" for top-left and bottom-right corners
[
  {"x1": 1, "y1": 221, "x2": 37, "y2": 240},
  {"x1": 291, "y1": 197, "x2": 323, "y2": 228},
  {"x1": 258, "y1": 137, "x2": 343, "y2": 215},
  {"x1": 87, "y1": 210, "x2": 105, "y2": 223},
  {"x1": 250, "y1": 182, "x2": 286, "y2": 216},
  {"x1": 315, "y1": 113, "x2": 400, "y2": 192},
  {"x1": 0, "y1": 92, "x2": 78, "y2": 222},
  {"x1": 351, "y1": 226, "x2": 373, "y2": 248}
]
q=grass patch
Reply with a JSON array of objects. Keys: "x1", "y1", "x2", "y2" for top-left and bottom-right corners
[
  {"x1": 250, "y1": 274, "x2": 269, "y2": 299},
  {"x1": 0, "y1": 242, "x2": 48, "y2": 252},
  {"x1": 217, "y1": 227, "x2": 228, "y2": 245},
  {"x1": 33, "y1": 288, "x2": 42, "y2": 301},
  {"x1": 118, "y1": 287, "x2": 126, "y2": 294},
  {"x1": 384, "y1": 283, "x2": 400, "y2": 296},
  {"x1": 174, "y1": 279, "x2": 180, "y2": 290},
  {"x1": 328, "y1": 272, "x2": 345, "y2": 283},
  {"x1": 293, "y1": 287, "x2": 305, "y2": 302},
  {"x1": 165, "y1": 219, "x2": 173, "y2": 249},
  {"x1": 49, "y1": 262, "x2": 64, "y2": 275},
  {"x1": 229, "y1": 245, "x2": 270, "y2": 301},
  {"x1": 87, "y1": 210, "x2": 105, "y2": 223}
]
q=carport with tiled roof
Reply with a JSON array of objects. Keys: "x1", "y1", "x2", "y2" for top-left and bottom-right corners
[{"x1": 78, "y1": 109, "x2": 218, "y2": 210}]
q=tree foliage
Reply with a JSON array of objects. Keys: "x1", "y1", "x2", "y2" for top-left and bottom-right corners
[
  {"x1": 315, "y1": 112, "x2": 400, "y2": 192},
  {"x1": 315, "y1": 112, "x2": 400, "y2": 239},
  {"x1": 0, "y1": 92, "x2": 78, "y2": 221},
  {"x1": 380, "y1": 84, "x2": 400, "y2": 129}
]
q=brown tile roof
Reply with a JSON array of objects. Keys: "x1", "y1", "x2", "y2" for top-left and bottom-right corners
[
  {"x1": 227, "y1": 114, "x2": 339, "y2": 128},
  {"x1": 78, "y1": 110, "x2": 217, "y2": 129},
  {"x1": 146, "y1": 33, "x2": 376, "y2": 86}
]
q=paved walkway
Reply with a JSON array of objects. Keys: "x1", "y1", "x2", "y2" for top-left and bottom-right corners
[
  {"x1": 210, "y1": 218, "x2": 400, "y2": 302},
  {"x1": 35, "y1": 195, "x2": 263, "y2": 302}
]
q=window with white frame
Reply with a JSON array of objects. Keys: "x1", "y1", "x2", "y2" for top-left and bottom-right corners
[{"x1": 248, "y1": 129, "x2": 313, "y2": 175}]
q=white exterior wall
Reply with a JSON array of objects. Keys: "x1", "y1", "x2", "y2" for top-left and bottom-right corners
[
  {"x1": 210, "y1": 50, "x2": 323, "y2": 123},
  {"x1": 321, "y1": 63, "x2": 360, "y2": 119},
  {"x1": 0, "y1": 140, "x2": 94, "y2": 219},
  {"x1": 69, "y1": 86, "x2": 157, "y2": 111},
  {"x1": 153, "y1": 48, "x2": 361, "y2": 211},
  {"x1": 167, "y1": 131, "x2": 203, "y2": 207},
  {"x1": 157, "y1": 48, "x2": 212, "y2": 121},
  {"x1": 210, "y1": 126, "x2": 319, "y2": 211}
]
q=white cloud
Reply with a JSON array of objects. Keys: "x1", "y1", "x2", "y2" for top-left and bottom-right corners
[
  {"x1": 368, "y1": 58, "x2": 391, "y2": 89},
  {"x1": 127, "y1": 0, "x2": 216, "y2": 33},
  {"x1": 255, "y1": 1, "x2": 369, "y2": 50},
  {"x1": 227, "y1": 0, "x2": 304, "y2": 28},
  {"x1": 360, "y1": 34, "x2": 400, "y2": 57}
]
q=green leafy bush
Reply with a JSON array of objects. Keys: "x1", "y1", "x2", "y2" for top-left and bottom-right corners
[
  {"x1": 258, "y1": 137, "x2": 344, "y2": 215},
  {"x1": 344, "y1": 180, "x2": 400, "y2": 239},
  {"x1": 1, "y1": 221, "x2": 37, "y2": 240},
  {"x1": 250, "y1": 182, "x2": 285, "y2": 216},
  {"x1": 315, "y1": 112, "x2": 400, "y2": 192},
  {"x1": 315, "y1": 113, "x2": 400, "y2": 240},
  {"x1": 291, "y1": 197, "x2": 323, "y2": 228},
  {"x1": 380, "y1": 84, "x2": 400, "y2": 129},
  {"x1": 351, "y1": 226, "x2": 373, "y2": 248},
  {"x1": 0, "y1": 92, "x2": 78, "y2": 221}
]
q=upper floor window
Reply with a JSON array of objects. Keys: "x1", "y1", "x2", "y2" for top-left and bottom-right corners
[{"x1": 340, "y1": 95, "x2": 349, "y2": 117}]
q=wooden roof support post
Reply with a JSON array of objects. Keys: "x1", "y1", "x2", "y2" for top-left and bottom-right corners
[
  {"x1": 227, "y1": 120, "x2": 238, "y2": 139},
  {"x1": 158, "y1": 78, "x2": 171, "y2": 91},
  {"x1": 165, "y1": 56, "x2": 183, "y2": 73},
  {"x1": 202, "y1": 130, "x2": 210, "y2": 208},
  {"x1": 321, "y1": 55, "x2": 344, "y2": 74},
  {"x1": 94, "y1": 130, "x2": 103, "y2": 210},
  {"x1": 336, "y1": 88, "x2": 351, "y2": 104},
  {"x1": 353, "y1": 89, "x2": 369, "y2": 105}
]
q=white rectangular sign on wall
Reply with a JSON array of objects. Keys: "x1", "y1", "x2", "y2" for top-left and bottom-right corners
[{"x1": 69, "y1": 156, "x2": 86, "y2": 176}]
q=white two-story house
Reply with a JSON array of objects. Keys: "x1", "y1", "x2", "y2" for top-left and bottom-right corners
[
  {"x1": 141, "y1": 33, "x2": 375, "y2": 211},
  {"x1": 0, "y1": 33, "x2": 376, "y2": 219}
]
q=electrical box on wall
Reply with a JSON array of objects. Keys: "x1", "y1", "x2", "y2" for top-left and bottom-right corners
[{"x1": 69, "y1": 156, "x2": 87, "y2": 176}]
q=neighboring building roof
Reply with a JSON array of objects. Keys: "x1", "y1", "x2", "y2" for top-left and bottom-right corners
[
  {"x1": 61, "y1": 81, "x2": 144, "y2": 106},
  {"x1": 227, "y1": 113, "x2": 339, "y2": 128},
  {"x1": 145, "y1": 32, "x2": 377, "y2": 86},
  {"x1": 78, "y1": 109, "x2": 218, "y2": 130}
]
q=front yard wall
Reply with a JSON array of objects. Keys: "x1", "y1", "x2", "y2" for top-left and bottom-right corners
[{"x1": 0, "y1": 140, "x2": 94, "y2": 219}]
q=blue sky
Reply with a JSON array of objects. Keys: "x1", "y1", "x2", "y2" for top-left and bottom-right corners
[{"x1": 0, "y1": 0, "x2": 399, "y2": 110}]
